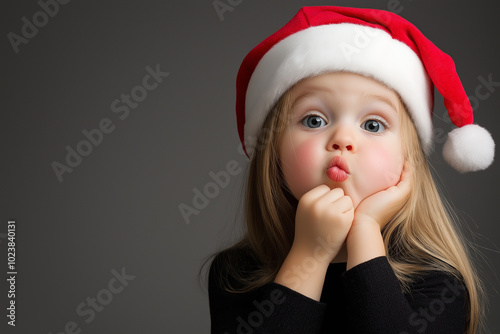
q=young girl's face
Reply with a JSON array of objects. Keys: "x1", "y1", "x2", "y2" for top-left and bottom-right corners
[{"x1": 279, "y1": 72, "x2": 404, "y2": 208}]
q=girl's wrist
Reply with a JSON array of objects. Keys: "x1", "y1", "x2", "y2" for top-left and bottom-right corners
[
  {"x1": 274, "y1": 245, "x2": 330, "y2": 301},
  {"x1": 346, "y1": 217, "x2": 385, "y2": 270},
  {"x1": 289, "y1": 241, "x2": 335, "y2": 268},
  {"x1": 351, "y1": 214, "x2": 380, "y2": 230}
]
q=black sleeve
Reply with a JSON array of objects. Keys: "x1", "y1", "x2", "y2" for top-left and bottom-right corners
[
  {"x1": 208, "y1": 254, "x2": 327, "y2": 334},
  {"x1": 341, "y1": 256, "x2": 468, "y2": 334}
]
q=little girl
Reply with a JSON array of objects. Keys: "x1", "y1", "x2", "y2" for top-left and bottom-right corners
[{"x1": 207, "y1": 6, "x2": 495, "y2": 334}]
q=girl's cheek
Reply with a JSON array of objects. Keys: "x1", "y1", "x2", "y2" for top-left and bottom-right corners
[
  {"x1": 282, "y1": 137, "x2": 323, "y2": 199},
  {"x1": 361, "y1": 144, "x2": 403, "y2": 191}
]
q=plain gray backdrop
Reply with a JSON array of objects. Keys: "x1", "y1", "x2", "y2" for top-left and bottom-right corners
[{"x1": 1, "y1": 0, "x2": 499, "y2": 333}]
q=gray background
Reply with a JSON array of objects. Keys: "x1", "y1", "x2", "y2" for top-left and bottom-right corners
[{"x1": 1, "y1": 0, "x2": 499, "y2": 333}]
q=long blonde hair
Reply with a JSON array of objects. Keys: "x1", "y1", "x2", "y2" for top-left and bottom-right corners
[{"x1": 207, "y1": 83, "x2": 484, "y2": 333}]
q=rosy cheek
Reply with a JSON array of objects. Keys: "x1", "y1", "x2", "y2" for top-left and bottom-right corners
[
  {"x1": 282, "y1": 137, "x2": 322, "y2": 198},
  {"x1": 362, "y1": 145, "x2": 403, "y2": 190}
]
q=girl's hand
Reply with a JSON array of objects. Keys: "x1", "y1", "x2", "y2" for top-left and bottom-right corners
[
  {"x1": 353, "y1": 161, "x2": 412, "y2": 230},
  {"x1": 274, "y1": 186, "x2": 354, "y2": 300},
  {"x1": 293, "y1": 185, "x2": 354, "y2": 263},
  {"x1": 344, "y1": 161, "x2": 412, "y2": 270}
]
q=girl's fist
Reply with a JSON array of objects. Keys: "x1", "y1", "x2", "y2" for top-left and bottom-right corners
[{"x1": 293, "y1": 185, "x2": 354, "y2": 263}]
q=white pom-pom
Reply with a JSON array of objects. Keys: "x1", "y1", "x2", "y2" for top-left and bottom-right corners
[{"x1": 442, "y1": 124, "x2": 495, "y2": 173}]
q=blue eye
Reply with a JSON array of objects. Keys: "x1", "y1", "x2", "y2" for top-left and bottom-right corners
[
  {"x1": 302, "y1": 115, "x2": 326, "y2": 128},
  {"x1": 362, "y1": 119, "x2": 386, "y2": 133}
]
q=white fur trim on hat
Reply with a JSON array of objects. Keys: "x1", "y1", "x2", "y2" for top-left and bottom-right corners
[
  {"x1": 442, "y1": 124, "x2": 495, "y2": 173},
  {"x1": 244, "y1": 23, "x2": 433, "y2": 157}
]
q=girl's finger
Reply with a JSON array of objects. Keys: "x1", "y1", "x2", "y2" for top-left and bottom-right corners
[
  {"x1": 391, "y1": 162, "x2": 412, "y2": 202},
  {"x1": 318, "y1": 187, "x2": 346, "y2": 205},
  {"x1": 327, "y1": 195, "x2": 354, "y2": 214},
  {"x1": 301, "y1": 184, "x2": 332, "y2": 202}
]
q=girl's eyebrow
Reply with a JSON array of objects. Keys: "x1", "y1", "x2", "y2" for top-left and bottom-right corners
[
  {"x1": 289, "y1": 88, "x2": 399, "y2": 115},
  {"x1": 289, "y1": 88, "x2": 332, "y2": 110},
  {"x1": 362, "y1": 94, "x2": 399, "y2": 115}
]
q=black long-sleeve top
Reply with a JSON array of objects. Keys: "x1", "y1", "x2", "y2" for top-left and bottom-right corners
[{"x1": 209, "y1": 249, "x2": 468, "y2": 333}]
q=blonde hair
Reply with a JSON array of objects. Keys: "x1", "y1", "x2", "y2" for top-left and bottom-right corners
[
  {"x1": 386, "y1": 97, "x2": 484, "y2": 334},
  {"x1": 207, "y1": 84, "x2": 484, "y2": 333}
]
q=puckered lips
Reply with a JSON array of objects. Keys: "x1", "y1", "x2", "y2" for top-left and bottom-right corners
[{"x1": 326, "y1": 156, "x2": 350, "y2": 182}]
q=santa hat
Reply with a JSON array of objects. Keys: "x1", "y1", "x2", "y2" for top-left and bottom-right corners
[{"x1": 236, "y1": 6, "x2": 495, "y2": 173}]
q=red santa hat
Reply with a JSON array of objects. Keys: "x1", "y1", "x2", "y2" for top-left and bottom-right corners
[{"x1": 236, "y1": 6, "x2": 495, "y2": 173}]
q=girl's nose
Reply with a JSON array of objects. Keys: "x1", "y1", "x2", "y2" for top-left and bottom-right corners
[
  {"x1": 328, "y1": 125, "x2": 355, "y2": 152},
  {"x1": 332, "y1": 143, "x2": 353, "y2": 151}
]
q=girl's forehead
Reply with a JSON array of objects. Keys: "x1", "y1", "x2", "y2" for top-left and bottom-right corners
[
  {"x1": 290, "y1": 72, "x2": 399, "y2": 98},
  {"x1": 287, "y1": 73, "x2": 401, "y2": 111}
]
